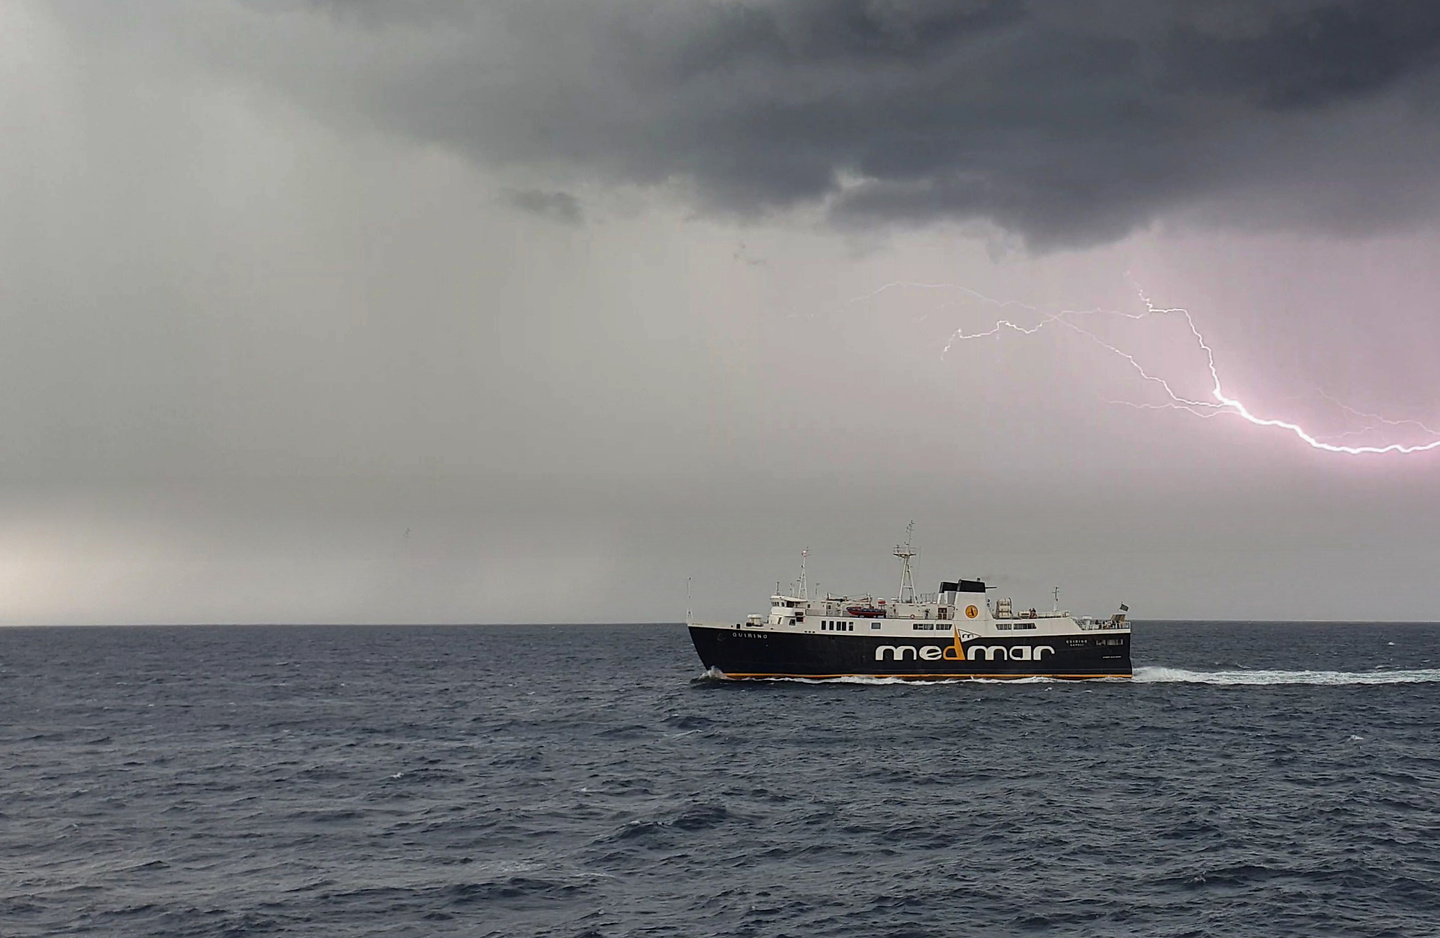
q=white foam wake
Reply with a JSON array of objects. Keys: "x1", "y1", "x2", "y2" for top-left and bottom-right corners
[{"x1": 1134, "y1": 666, "x2": 1440, "y2": 686}]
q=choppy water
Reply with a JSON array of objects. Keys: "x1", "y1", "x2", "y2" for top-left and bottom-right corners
[{"x1": 2, "y1": 622, "x2": 1439, "y2": 937}]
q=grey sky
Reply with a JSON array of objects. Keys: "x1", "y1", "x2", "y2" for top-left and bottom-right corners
[{"x1": 4, "y1": 1, "x2": 1440, "y2": 624}]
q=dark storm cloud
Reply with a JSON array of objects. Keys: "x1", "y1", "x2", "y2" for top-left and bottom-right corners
[
  {"x1": 253, "y1": 0, "x2": 1440, "y2": 247},
  {"x1": 503, "y1": 188, "x2": 585, "y2": 225},
  {"x1": 1159, "y1": 1, "x2": 1440, "y2": 110}
]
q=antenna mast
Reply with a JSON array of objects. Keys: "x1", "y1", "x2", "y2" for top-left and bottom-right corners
[
  {"x1": 894, "y1": 521, "x2": 918, "y2": 603},
  {"x1": 799, "y1": 548, "x2": 808, "y2": 600}
]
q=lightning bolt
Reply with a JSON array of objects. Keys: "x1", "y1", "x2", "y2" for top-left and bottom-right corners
[
  {"x1": 1317, "y1": 390, "x2": 1440, "y2": 440},
  {"x1": 854, "y1": 281, "x2": 1440, "y2": 456}
]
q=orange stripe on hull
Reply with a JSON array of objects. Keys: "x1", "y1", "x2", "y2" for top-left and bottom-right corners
[{"x1": 715, "y1": 672, "x2": 1130, "y2": 681}]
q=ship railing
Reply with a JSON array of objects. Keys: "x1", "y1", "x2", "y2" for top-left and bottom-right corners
[{"x1": 1078, "y1": 621, "x2": 1129, "y2": 631}]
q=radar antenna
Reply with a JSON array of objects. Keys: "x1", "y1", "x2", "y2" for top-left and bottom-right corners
[{"x1": 894, "y1": 521, "x2": 918, "y2": 603}]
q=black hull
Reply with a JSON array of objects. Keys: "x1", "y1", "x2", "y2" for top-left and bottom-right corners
[{"x1": 689, "y1": 626, "x2": 1130, "y2": 680}]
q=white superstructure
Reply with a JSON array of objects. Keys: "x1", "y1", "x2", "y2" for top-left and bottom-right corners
[{"x1": 722, "y1": 532, "x2": 1128, "y2": 642}]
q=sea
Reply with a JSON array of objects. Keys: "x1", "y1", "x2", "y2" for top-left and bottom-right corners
[{"x1": 2, "y1": 622, "x2": 1438, "y2": 938}]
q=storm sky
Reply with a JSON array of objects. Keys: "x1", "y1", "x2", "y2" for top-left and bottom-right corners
[{"x1": 5, "y1": 0, "x2": 1440, "y2": 624}]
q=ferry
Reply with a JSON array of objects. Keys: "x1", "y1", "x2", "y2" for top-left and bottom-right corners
[{"x1": 688, "y1": 528, "x2": 1131, "y2": 680}]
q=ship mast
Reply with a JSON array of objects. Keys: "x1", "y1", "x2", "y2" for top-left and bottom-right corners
[{"x1": 894, "y1": 521, "x2": 918, "y2": 603}]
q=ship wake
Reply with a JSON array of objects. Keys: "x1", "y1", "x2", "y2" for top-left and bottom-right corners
[{"x1": 1134, "y1": 666, "x2": 1440, "y2": 686}]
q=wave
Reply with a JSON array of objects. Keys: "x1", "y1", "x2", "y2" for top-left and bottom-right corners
[{"x1": 1134, "y1": 666, "x2": 1440, "y2": 686}]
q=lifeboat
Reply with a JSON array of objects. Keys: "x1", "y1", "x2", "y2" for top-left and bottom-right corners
[{"x1": 846, "y1": 604, "x2": 887, "y2": 618}]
